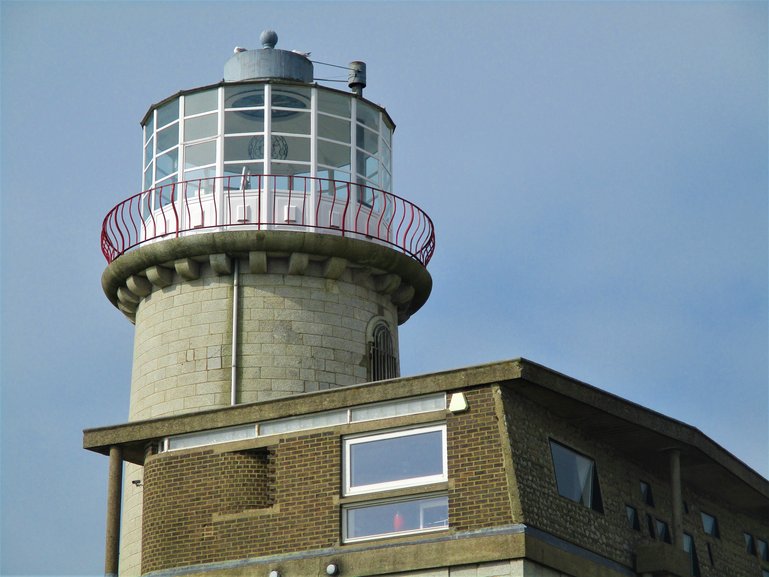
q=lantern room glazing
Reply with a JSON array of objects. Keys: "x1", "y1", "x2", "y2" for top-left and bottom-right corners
[{"x1": 141, "y1": 82, "x2": 394, "y2": 206}]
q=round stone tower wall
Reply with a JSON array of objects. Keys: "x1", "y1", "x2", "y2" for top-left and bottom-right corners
[{"x1": 129, "y1": 262, "x2": 400, "y2": 421}]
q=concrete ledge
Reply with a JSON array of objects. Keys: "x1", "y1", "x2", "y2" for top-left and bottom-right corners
[{"x1": 101, "y1": 230, "x2": 432, "y2": 323}]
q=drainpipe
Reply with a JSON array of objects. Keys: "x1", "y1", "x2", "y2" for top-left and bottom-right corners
[
  {"x1": 230, "y1": 258, "x2": 240, "y2": 406},
  {"x1": 669, "y1": 448, "x2": 684, "y2": 548},
  {"x1": 105, "y1": 446, "x2": 123, "y2": 577}
]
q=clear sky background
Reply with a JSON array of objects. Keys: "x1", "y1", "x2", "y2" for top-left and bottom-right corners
[{"x1": 1, "y1": 1, "x2": 766, "y2": 575}]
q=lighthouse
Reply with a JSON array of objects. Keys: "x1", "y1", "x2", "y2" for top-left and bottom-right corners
[{"x1": 99, "y1": 31, "x2": 433, "y2": 575}]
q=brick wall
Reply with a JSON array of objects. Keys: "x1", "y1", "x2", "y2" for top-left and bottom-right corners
[
  {"x1": 140, "y1": 387, "x2": 519, "y2": 573},
  {"x1": 448, "y1": 387, "x2": 513, "y2": 531},
  {"x1": 142, "y1": 432, "x2": 340, "y2": 573}
]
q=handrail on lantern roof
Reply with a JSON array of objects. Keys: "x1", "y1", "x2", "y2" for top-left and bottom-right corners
[{"x1": 100, "y1": 174, "x2": 435, "y2": 267}]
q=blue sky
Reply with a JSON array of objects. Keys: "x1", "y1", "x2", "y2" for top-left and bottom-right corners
[{"x1": 1, "y1": 1, "x2": 766, "y2": 575}]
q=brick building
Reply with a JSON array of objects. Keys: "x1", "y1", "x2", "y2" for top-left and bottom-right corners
[
  {"x1": 85, "y1": 360, "x2": 769, "y2": 577},
  {"x1": 85, "y1": 32, "x2": 769, "y2": 577}
]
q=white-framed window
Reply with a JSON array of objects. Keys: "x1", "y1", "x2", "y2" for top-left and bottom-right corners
[
  {"x1": 343, "y1": 424, "x2": 447, "y2": 496},
  {"x1": 343, "y1": 493, "x2": 448, "y2": 542}
]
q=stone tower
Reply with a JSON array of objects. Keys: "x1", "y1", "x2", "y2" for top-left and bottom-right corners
[{"x1": 99, "y1": 31, "x2": 433, "y2": 575}]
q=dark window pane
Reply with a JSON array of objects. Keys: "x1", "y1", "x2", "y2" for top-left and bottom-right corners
[
  {"x1": 550, "y1": 441, "x2": 603, "y2": 512},
  {"x1": 625, "y1": 505, "x2": 640, "y2": 530},
  {"x1": 700, "y1": 512, "x2": 720, "y2": 538},
  {"x1": 640, "y1": 481, "x2": 655, "y2": 507}
]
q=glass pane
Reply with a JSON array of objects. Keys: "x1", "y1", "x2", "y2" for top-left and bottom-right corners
[
  {"x1": 356, "y1": 100, "x2": 379, "y2": 130},
  {"x1": 144, "y1": 113, "x2": 154, "y2": 141},
  {"x1": 318, "y1": 115, "x2": 351, "y2": 143},
  {"x1": 272, "y1": 86, "x2": 310, "y2": 109},
  {"x1": 225, "y1": 85, "x2": 265, "y2": 109},
  {"x1": 184, "y1": 113, "x2": 218, "y2": 141},
  {"x1": 225, "y1": 110, "x2": 265, "y2": 134},
  {"x1": 270, "y1": 163, "x2": 312, "y2": 187},
  {"x1": 758, "y1": 539, "x2": 769, "y2": 561},
  {"x1": 656, "y1": 519, "x2": 671, "y2": 543},
  {"x1": 318, "y1": 89, "x2": 351, "y2": 118},
  {"x1": 260, "y1": 410, "x2": 347, "y2": 436},
  {"x1": 550, "y1": 441, "x2": 601, "y2": 510},
  {"x1": 143, "y1": 163, "x2": 153, "y2": 190},
  {"x1": 316, "y1": 170, "x2": 351, "y2": 198},
  {"x1": 357, "y1": 125, "x2": 378, "y2": 155},
  {"x1": 153, "y1": 177, "x2": 177, "y2": 209},
  {"x1": 349, "y1": 429, "x2": 444, "y2": 489},
  {"x1": 273, "y1": 136, "x2": 309, "y2": 162},
  {"x1": 700, "y1": 512, "x2": 719, "y2": 537},
  {"x1": 168, "y1": 425, "x2": 255, "y2": 451},
  {"x1": 157, "y1": 123, "x2": 179, "y2": 153},
  {"x1": 272, "y1": 110, "x2": 310, "y2": 135},
  {"x1": 318, "y1": 140, "x2": 351, "y2": 169},
  {"x1": 351, "y1": 395, "x2": 445, "y2": 422},
  {"x1": 156, "y1": 149, "x2": 178, "y2": 180},
  {"x1": 625, "y1": 505, "x2": 639, "y2": 530},
  {"x1": 184, "y1": 140, "x2": 216, "y2": 170},
  {"x1": 185, "y1": 89, "x2": 218, "y2": 116},
  {"x1": 223, "y1": 163, "x2": 264, "y2": 190},
  {"x1": 382, "y1": 169, "x2": 391, "y2": 193},
  {"x1": 382, "y1": 119, "x2": 393, "y2": 146},
  {"x1": 744, "y1": 533, "x2": 756, "y2": 555},
  {"x1": 640, "y1": 481, "x2": 654, "y2": 506},
  {"x1": 183, "y1": 167, "x2": 217, "y2": 197},
  {"x1": 156, "y1": 99, "x2": 179, "y2": 127},
  {"x1": 144, "y1": 138, "x2": 154, "y2": 168},
  {"x1": 381, "y1": 142, "x2": 391, "y2": 173},
  {"x1": 224, "y1": 135, "x2": 264, "y2": 162},
  {"x1": 357, "y1": 151, "x2": 379, "y2": 181},
  {"x1": 345, "y1": 496, "x2": 448, "y2": 541}
]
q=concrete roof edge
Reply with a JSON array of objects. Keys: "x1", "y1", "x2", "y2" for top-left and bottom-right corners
[
  {"x1": 82, "y1": 359, "x2": 523, "y2": 451},
  {"x1": 514, "y1": 358, "x2": 769, "y2": 499}
]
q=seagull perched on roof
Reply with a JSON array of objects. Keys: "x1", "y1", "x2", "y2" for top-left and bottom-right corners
[
  {"x1": 291, "y1": 49, "x2": 311, "y2": 57},
  {"x1": 233, "y1": 46, "x2": 248, "y2": 54}
]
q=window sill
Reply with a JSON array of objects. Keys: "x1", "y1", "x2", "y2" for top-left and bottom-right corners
[{"x1": 212, "y1": 504, "x2": 280, "y2": 523}]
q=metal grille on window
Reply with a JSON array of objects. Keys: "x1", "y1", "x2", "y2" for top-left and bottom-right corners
[{"x1": 369, "y1": 323, "x2": 397, "y2": 381}]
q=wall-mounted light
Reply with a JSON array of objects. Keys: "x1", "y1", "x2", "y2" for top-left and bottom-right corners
[
  {"x1": 325, "y1": 562, "x2": 339, "y2": 576},
  {"x1": 448, "y1": 392, "x2": 468, "y2": 413}
]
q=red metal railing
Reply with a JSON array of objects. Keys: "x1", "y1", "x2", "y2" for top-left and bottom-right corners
[{"x1": 101, "y1": 174, "x2": 435, "y2": 267}]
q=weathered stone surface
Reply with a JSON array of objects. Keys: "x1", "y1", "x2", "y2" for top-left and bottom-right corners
[
  {"x1": 126, "y1": 274, "x2": 152, "y2": 296},
  {"x1": 145, "y1": 265, "x2": 173, "y2": 288},
  {"x1": 209, "y1": 253, "x2": 232, "y2": 275},
  {"x1": 174, "y1": 258, "x2": 200, "y2": 280}
]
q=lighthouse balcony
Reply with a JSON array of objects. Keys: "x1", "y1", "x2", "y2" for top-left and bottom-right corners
[{"x1": 101, "y1": 173, "x2": 435, "y2": 267}]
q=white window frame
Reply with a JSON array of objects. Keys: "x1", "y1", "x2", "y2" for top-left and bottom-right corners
[
  {"x1": 342, "y1": 493, "x2": 448, "y2": 543},
  {"x1": 343, "y1": 424, "x2": 447, "y2": 496}
]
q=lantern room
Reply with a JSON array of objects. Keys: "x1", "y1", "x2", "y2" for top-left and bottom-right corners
[{"x1": 101, "y1": 30, "x2": 430, "y2": 268}]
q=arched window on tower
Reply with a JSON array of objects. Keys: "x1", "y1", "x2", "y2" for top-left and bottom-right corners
[{"x1": 369, "y1": 321, "x2": 398, "y2": 381}]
